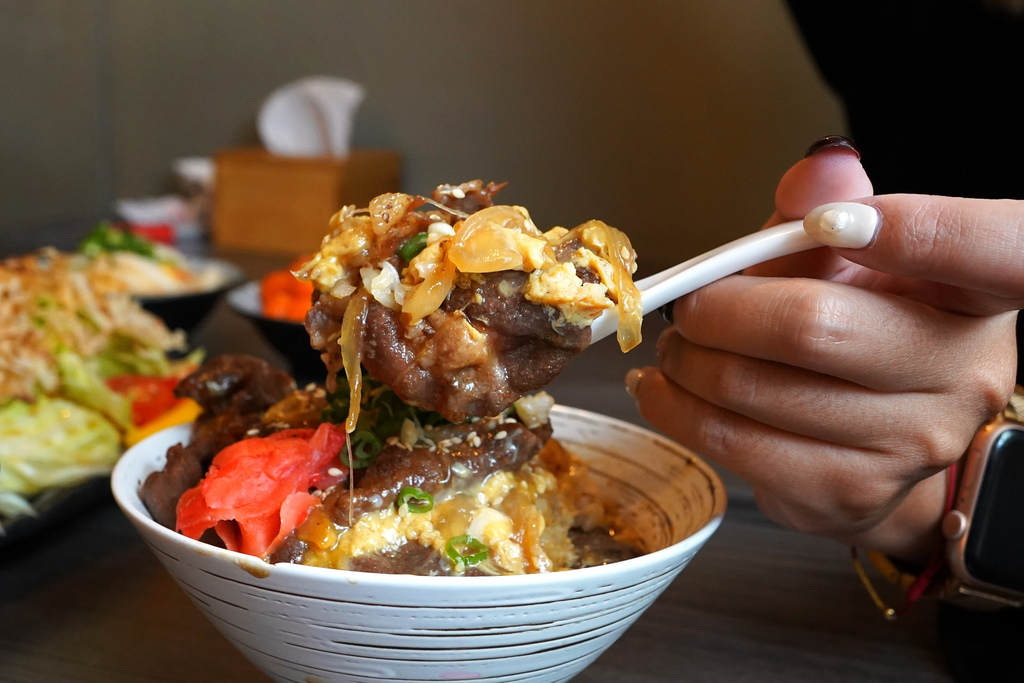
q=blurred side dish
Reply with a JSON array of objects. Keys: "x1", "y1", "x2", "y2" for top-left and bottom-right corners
[
  {"x1": 260, "y1": 255, "x2": 314, "y2": 322},
  {"x1": 0, "y1": 248, "x2": 199, "y2": 531},
  {"x1": 80, "y1": 222, "x2": 225, "y2": 297}
]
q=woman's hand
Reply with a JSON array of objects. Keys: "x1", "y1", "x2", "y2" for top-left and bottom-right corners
[{"x1": 628, "y1": 139, "x2": 1021, "y2": 563}]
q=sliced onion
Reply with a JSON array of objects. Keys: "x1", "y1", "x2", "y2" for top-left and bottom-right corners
[
  {"x1": 577, "y1": 221, "x2": 642, "y2": 352},
  {"x1": 401, "y1": 255, "x2": 457, "y2": 324},
  {"x1": 447, "y1": 206, "x2": 556, "y2": 274}
]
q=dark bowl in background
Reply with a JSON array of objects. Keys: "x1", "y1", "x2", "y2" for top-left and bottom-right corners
[
  {"x1": 137, "y1": 257, "x2": 245, "y2": 334},
  {"x1": 226, "y1": 281, "x2": 325, "y2": 382}
]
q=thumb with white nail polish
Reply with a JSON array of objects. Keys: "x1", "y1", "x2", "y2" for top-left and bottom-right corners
[
  {"x1": 803, "y1": 202, "x2": 880, "y2": 249},
  {"x1": 825, "y1": 194, "x2": 1024, "y2": 316}
]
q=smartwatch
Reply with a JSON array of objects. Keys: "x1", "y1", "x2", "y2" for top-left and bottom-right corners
[{"x1": 942, "y1": 387, "x2": 1024, "y2": 608}]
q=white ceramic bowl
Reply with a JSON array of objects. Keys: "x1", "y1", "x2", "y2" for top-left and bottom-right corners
[{"x1": 112, "y1": 406, "x2": 726, "y2": 683}]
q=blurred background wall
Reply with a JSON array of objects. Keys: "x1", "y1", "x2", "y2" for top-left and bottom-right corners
[{"x1": 0, "y1": 0, "x2": 844, "y2": 272}]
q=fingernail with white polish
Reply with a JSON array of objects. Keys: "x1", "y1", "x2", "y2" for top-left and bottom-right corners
[
  {"x1": 625, "y1": 368, "x2": 643, "y2": 399},
  {"x1": 803, "y1": 202, "x2": 880, "y2": 249}
]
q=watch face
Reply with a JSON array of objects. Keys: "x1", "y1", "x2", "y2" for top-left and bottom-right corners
[{"x1": 964, "y1": 427, "x2": 1024, "y2": 593}]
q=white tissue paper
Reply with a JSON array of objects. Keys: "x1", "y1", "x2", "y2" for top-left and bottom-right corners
[{"x1": 257, "y1": 76, "x2": 365, "y2": 158}]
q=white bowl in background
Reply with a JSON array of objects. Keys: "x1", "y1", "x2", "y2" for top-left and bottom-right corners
[
  {"x1": 112, "y1": 405, "x2": 726, "y2": 683},
  {"x1": 135, "y1": 256, "x2": 244, "y2": 333}
]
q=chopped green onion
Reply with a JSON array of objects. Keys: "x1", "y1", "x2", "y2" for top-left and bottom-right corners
[
  {"x1": 445, "y1": 535, "x2": 489, "y2": 567},
  {"x1": 321, "y1": 372, "x2": 452, "y2": 472},
  {"x1": 350, "y1": 430, "x2": 382, "y2": 468},
  {"x1": 398, "y1": 232, "x2": 428, "y2": 262},
  {"x1": 79, "y1": 222, "x2": 157, "y2": 259},
  {"x1": 396, "y1": 486, "x2": 433, "y2": 513}
]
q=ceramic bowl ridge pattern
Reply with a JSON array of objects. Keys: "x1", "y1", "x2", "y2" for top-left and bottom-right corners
[{"x1": 112, "y1": 406, "x2": 726, "y2": 683}]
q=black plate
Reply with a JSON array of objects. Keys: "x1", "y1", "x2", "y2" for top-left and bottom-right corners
[
  {"x1": 226, "y1": 281, "x2": 325, "y2": 381},
  {"x1": 0, "y1": 477, "x2": 112, "y2": 552},
  {"x1": 137, "y1": 258, "x2": 245, "y2": 334}
]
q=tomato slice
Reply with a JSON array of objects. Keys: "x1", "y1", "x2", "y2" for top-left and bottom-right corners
[
  {"x1": 107, "y1": 374, "x2": 179, "y2": 426},
  {"x1": 175, "y1": 422, "x2": 348, "y2": 558}
]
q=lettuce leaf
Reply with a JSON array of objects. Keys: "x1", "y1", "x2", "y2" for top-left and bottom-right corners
[
  {"x1": 79, "y1": 222, "x2": 157, "y2": 259},
  {"x1": 0, "y1": 397, "x2": 121, "y2": 516},
  {"x1": 56, "y1": 350, "x2": 132, "y2": 429},
  {"x1": 92, "y1": 334, "x2": 172, "y2": 378}
]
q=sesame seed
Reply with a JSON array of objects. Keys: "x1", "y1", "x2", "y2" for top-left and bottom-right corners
[
  {"x1": 451, "y1": 187, "x2": 466, "y2": 199},
  {"x1": 494, "y1": 430, "x2": 507, "y2": 440},
  {"x1": 328, "y1": 467, "x2": 343, "y2": 477}
]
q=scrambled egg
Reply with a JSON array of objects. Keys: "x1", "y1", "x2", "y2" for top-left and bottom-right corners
[
  {"x1": 297, "y1": 461, "x2": 577, "y2": 575},
  {"x1": 524, "y1": 261, "x2": 614, "y2": 326}
]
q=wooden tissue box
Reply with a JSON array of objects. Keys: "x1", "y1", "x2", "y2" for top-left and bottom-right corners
[{"x1": 211, "y1": 148, "x2": 401, "y2": 254}]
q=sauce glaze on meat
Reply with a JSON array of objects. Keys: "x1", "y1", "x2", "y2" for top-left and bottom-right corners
[{"x1": 140, "y1": 355, "x2": 295, "y2": 530}]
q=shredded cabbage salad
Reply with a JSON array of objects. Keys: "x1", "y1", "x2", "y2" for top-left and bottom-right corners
[
  {"x1": 0, "y1": 248, "x2": 193, "y2": 532},
  {"x1": 0, "y1": 397, "x2": 121, "y2": 519},
  {"x1": 80, "y1": 222, "x2": 224, "y2": 297}
]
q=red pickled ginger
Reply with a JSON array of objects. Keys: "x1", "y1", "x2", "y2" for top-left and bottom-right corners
[{"x1": 176, "y1": 422, "x2": 348, "y2": 558}]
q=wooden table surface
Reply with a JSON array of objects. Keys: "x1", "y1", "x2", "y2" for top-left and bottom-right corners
[{"x1": 0, "y1": 250, "x2": 956, "y2": 683}]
